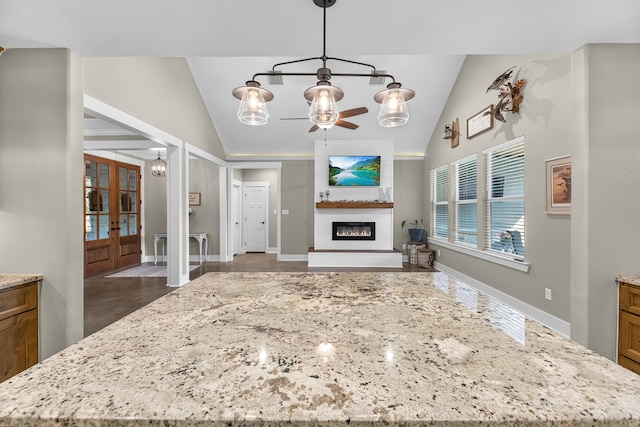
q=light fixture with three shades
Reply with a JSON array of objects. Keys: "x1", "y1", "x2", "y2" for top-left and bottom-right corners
[{"x1": 232, "y1": 0, "x2": 415, "y2": 130}]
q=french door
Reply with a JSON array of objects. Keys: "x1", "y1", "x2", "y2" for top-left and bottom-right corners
[{"x1": 84, "y1": 154, "x2": 141, "y2": 277}]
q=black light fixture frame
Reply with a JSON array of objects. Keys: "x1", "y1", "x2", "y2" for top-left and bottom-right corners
[{"x1": 233, "y1": 0, "x2": 414, "y2": 104}]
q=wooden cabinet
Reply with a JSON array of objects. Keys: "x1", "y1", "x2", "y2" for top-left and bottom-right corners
[
  {"x1": 618, "y1": 279, "x2": 640, "y2": 374},
  {"x1": 0, "y1": 282, "x2": 38, "y2": 382}
]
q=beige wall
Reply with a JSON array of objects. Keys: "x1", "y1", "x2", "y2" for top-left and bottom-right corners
[
  {"x1": 393, "y1": 160, "x2": 426, "y2": 251},
  {"x1": 83, "y1": 57, "x2": 225, "y2": 159},
  {"x1": 0, "y1": 49, "x2": 84, "y2": 358}
]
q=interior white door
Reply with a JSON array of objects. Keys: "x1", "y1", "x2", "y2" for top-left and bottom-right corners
[
  {"x1": 231, "y1": 182, "x2": 242, "y2": 255},
  {"x1": 244, "y1": 185, "x2": 267, "y2": 252}
]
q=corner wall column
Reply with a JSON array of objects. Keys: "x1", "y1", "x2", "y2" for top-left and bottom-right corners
[{"x1": 167, "y1": 143, "x2": 189, "y2": 287}]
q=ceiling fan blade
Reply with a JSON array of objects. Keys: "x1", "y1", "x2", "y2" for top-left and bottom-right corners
[
  {"x1": 308, "y1": 124, "x2": 320, "y2": 132},
  {"x1": 335, "y1": 120, "x2": 358, "y2": 130},
  {"x1": 339, "y1": 107, "x2": 368, "y2": 119}
]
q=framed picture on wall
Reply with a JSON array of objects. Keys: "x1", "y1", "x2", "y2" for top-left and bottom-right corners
[
  {"x1": 189, "y1": 192, "x2": 201, "y2": 206},
  {"x1": 545, "y1": 155, "x2": 571, "y2": 214},
  {"x1": 467, "y1": 105, "x2": 493, "y2": 139}
]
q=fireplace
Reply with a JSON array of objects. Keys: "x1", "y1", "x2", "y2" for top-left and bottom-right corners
[{"x1": 332, "y1": 222, "x2": 376, "y2": 241}]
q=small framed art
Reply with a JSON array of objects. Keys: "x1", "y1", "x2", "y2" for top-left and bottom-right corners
[{"x1": 545, "y1": 155, "x2": 571, "y2": 214}]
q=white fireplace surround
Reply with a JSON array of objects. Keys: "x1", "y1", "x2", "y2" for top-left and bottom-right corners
[{"x1": 310, "y1": 140, "x2": 401, "y2": 267}]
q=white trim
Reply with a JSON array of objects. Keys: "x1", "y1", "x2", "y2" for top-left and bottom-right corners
[
  {"x1": 434, "y1": 261, "x2": 571, "y2": 337},
  {"x1": 227, "y1": 155, "x2": 315, "y2": 161},
  {"x1": 481, "y1": 135, "x2": 525, "y2": 155},
  {"x1": 428, "y1": 237, "x2": 530, "y2": 272},
  {"x1": 83, "y1": 150, "x2": 146, "y2": 168},
  {"x1": 278, "y1": 254, "x2": 309, "y2": 261},
  {"x1": 266, "y1": 247, "x2": 278, "y2": 254},
  {"x1": 84, "y1": 95, "x2": 182, "y2": 148},
  {"x1": 185, "y1": 142, "x2": 227, "y2": 167}
]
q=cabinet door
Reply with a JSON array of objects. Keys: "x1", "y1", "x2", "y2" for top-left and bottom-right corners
[
  {"x1": 0, "y1": 309, "x2": 38, "y2": 382},
  {"x1": 619, "y1": 310, "x2": 640, "y2": 365},
  {"x1": 620, "y1": 284, "x2": 640, "y2": 316}
]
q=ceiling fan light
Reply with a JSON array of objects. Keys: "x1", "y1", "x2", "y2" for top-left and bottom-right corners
[
  {"x1": 374, "y1": 83, "x2": 415, "y2": 128},
  {"x1": 305, "y1": 84, "x2": 343, "y2": 130},
  {"x1": 232, "y1": 81, "x2": 273, "y2": 126}
]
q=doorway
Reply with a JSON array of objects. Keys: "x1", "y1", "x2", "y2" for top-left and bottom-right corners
[
  {"x1": 243, "y1": 182, "x2": 268, "y2": 253},
  {"x1": 84, "y1": 154, "x2": 141, "y2": 277}
]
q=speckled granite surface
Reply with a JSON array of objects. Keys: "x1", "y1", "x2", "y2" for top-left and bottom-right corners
[
  {"x1": 1, "y1": 271, "x2": 639, "y2": 426},
  {"x1": 0, "y1": 274, "x2": 42, "y2": 292},
  {"x1": 617, "y1": 275, "x2": 640, "y2": 287}
]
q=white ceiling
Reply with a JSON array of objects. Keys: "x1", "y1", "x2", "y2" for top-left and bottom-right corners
[{"x1": 2, "y1": 0, "x2": 640, "y2": 159}]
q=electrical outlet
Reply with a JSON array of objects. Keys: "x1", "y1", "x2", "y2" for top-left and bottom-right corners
[
  {"x1": 402, "y1": 243, "x2": 406, "y2": 250},
  {"x1": 437, "y1": 250, "x2": 441, "y2": 256},
  {"x1": 545, "y1": 288, "x2": 552, "y2": 301}
]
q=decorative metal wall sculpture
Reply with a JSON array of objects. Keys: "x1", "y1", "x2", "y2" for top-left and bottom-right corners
[{"x1": 485, "y1": 66, "x2": 526, "y2": 122}]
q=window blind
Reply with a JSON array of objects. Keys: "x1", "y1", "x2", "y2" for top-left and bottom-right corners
[
  {"x1": 454, "y1": 155, "x2": 477, "y2": 245},
  {"x1": 485, "y1": 139, "x2": 525, "y2": 256},
  {"x1": 432, "y1": 166, "x2": 449, "y2": 239}
]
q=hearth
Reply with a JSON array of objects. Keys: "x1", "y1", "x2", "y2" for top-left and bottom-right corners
[{"x1": 332, "y1": 222, "x2": 376, "y2": 241}]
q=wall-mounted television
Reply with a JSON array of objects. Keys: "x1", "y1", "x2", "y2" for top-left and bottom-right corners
[{"x1": 328, "y1": 155, "x2": 381, "y2": 186}]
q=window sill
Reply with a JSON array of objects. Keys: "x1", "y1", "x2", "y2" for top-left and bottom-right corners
[{"x1": 427, "y1": 238, "x2": 531, "y2": 273}]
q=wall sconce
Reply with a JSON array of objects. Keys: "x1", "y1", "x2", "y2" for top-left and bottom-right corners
[{"x1": 443, "y1": 118, "x2": 459, "y2": 148}]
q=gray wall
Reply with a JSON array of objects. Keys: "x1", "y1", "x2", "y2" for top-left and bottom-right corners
[
  {"x1": 393, "y1": 160, "x2": 426, "y2": 251},
  {"x1": 0, "y1": 49, "x2": 84, "y2": 358},
  {"x1": 83, "y1": 57, "x2": 225, "y2": 159},
  {"x1": 242, "y1": 169, "x2": 278, "y2": 249},
  {"x1": 424, "y1": 53, "x2": 573, "y2": 322},
  {"x1": 424, "y1": 47, "x2": 640, "y2": 360},
  {"x1": 571, "y1": 44, "x2": 640, "y2": 358},
  {"x1": 144, "y1": 159, "x2": 220, "y2": 259},
  {"x1": 281, "y1": 160, "x2": 315, "y2": 255}
]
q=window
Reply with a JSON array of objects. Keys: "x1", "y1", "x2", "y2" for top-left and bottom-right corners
[
  {"x1": 432, "y1": 166, "x2": 449, "y2": 239},
  {"x1": 454, "y1": 155, "x2": 477, "y2": 245},
  {"x1": 484, "y1": 138, "x2": 525, "y2": 256}
]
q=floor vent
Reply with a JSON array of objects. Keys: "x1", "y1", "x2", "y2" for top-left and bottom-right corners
[
  {"x1": 268, "y1": 71, "x2": 283, "y2": 85},
  {"x1": 369, "y1": 70, "x2": 387, "y2": 85}
]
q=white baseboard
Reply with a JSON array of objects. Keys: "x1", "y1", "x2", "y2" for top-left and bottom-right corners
[
  {"x1": 434, "y1": 261, "x2": 571, "y2": 338},
  {"x1": 142, "y1": 255, "x2": 219, "y2": 263},
  {"x1": 266, "y1": 247, "x2": 277, "y2": 254}
]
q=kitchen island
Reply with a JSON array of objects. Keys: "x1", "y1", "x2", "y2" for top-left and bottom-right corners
[{"x1": 1, "y1": 271, "x2": 639, "y2": 426}]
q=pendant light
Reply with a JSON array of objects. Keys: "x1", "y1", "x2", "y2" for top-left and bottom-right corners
[
  {"x1": 232, "y1": 0, "x2": 415, "y2": 129},
  {"x1": 150, "y1": 151, "x2": 167, "y2": 177},
  {"x1": 232, "y1": 80, "x2": 273, "y2": 126},
  {"x1": 304, "y1": 77, "x2": 344, "y2": 130},
  {"x1": 374, "y1": 82, "x2": 415, "y2": 128}
]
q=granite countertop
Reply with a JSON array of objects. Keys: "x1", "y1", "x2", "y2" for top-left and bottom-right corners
[
  {"x1": 617, "y1": 275, "x2": 640, "y2": 287},
  {"x1": 1, "y1": 271, "x2": 639, "y2": 426},
  {"x1": 0, "y1": 274, "x2": 43, "y2": 292}
]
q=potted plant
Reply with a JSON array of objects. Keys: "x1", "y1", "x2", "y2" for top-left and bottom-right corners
[{"x1": 402, "y1": 219, "x2": 425, "y2": 243}]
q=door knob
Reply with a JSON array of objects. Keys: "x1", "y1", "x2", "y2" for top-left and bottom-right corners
[{"x1": 261, "y1": 221, "x2": 265, "y2": 224}]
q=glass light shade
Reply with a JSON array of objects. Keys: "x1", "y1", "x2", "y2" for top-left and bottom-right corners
[
  {"x1": 305, "y1": 85, "x2": 342, "y2": 130},
  {"x1": 150, "y1": 153, "x2": 167, "y2": 177},
  {"x1": 376, "y1": 90, "x2": 409, "y2": 127},
  {"x1": 237, "y1": 88, "x2": 270, "y2": 126}
]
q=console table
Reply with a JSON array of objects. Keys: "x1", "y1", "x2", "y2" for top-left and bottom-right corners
[{"x1": 153, "y1": 232, "x2": 208, "y2": 265}]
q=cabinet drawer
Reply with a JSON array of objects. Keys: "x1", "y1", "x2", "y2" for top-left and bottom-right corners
[
  {"x1": 619, "y1": 355, "x2": 640, "y2": 375},
  {"x1": 619, "y1": 283, "x2": 640, "y2": 316},
  {"x1": 0, "y1": 283, "x2": 38, "y2": 322}
]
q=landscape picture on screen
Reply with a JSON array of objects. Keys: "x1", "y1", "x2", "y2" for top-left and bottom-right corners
[{"x1": 328, "y1": 155, "x2": 381, "y2": 186}]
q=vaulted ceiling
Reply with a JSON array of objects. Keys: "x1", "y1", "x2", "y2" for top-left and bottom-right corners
[{"x1": 2, "y1": 0, "x2": 639, "y2": 160}]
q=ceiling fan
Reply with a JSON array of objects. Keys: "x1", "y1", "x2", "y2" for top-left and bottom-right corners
[{"x1": 280, "y1": 106, "x2": 368, "y2": 132}]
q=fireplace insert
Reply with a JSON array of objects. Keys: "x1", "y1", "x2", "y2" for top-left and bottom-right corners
[{"x1": 332, "y1": 222, "x2": 376, "y2": 241}]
